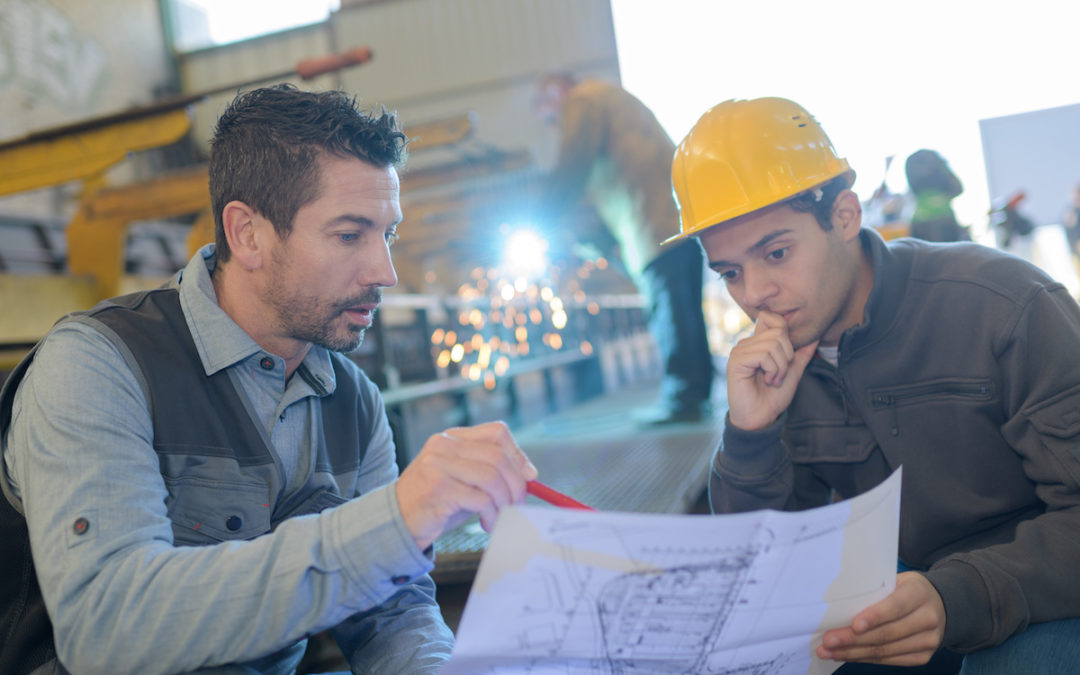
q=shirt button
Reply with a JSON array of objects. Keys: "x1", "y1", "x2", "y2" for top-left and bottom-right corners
[
  {"x1": 390, "y1": 575, "x2": 410, "y2": 586},
  {"x1": 73, "y1": 517, "x2": 90, "y2": 535},
  {"x1": 260, "y1": 356, "x2": 275, "y2": 370},
  {"x1": 225, "y1": 515, "x2": 243, "y2": 531}
]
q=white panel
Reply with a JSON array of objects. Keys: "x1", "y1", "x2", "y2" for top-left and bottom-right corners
[{"x1": 979, "y1": 103, "x2": 1080, "y2": 228}]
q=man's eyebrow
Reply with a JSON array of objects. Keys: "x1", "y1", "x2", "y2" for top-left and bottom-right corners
[
  {"x1": 748, "y1": 229, "x2": 794, "y2": 253},
  {"x1": 328, "y1": 214, "x2": 375, "y2": 228},
  {"x1": 709, "y1": 229, "x2": 794, "y2": 270}
]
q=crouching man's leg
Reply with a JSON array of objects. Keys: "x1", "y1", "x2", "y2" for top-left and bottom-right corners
[{"x1": 959, "y1": 618, "x2": 1080, "y2": 675}]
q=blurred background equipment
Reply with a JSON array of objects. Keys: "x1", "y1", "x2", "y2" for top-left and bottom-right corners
[
  {"x1": 862, "y1": 155, "x2": 913, "y2": 241},
  {"x1": 990, "y1": 190, "x2": 1036, "y2": 249}
]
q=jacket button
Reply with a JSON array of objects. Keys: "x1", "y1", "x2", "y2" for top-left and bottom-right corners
[
  {"x1": 260, "y1": 356, "x2": 275, "y2": 370},
  {"x1": 226, "y1": 515, "x2": 243, "y2": 531},
  {"x1": 73, "y1": 517, "x2": 90, "y2": 535},
  {"x1": 391, "y1": 575, "x2": 410, "y2": 586}
]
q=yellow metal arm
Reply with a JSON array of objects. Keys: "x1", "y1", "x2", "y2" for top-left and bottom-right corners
[
  {"x1": 67, "y1": 166, "x2": 211, "y2": 298},
  {"x1": 0, "y1": 108, "x2": 192, "y2": 198}
]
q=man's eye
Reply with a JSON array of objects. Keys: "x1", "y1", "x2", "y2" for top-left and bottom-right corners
[
  {"x1": 766, "y1": 248, "x2": 787, "y2": 261},
  {"x1": 386, "y1": 231, "x2": 399, "y2": 246},
  {"x1": 339, "y1": 233, "x2": 360, "y2": 243},
  {"x1": 718, "y1": 269, "x2": 739, "y2": 282}
]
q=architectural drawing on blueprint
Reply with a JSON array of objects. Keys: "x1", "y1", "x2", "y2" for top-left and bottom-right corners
[
  {"x1": 444, "y1": 468, "x2": 901, "y2": 675},
  {"x1": 598, "y1": 559, "x2": 767, "y2": 673},
  {"x1": 478, "y1": 518, "x2": 797, "y2": 674}
]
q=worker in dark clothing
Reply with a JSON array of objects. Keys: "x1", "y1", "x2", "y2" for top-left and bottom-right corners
[
  {"x1": 534, "y1": 72, "x2": 713, "y2": 425},
  {"x1": 904, "y1": 149, "x2": 969, "y2": 242},
  {"x1": 669, "y1": 96, "x2": 1080, "y2": 674}
]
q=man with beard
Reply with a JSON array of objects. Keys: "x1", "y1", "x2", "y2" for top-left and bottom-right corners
[
  {"x1": 667, "y1": 97, "x2": 1080, "y2": 673},
  {"x1": 0, "y1": 85, "x2": 537, "y2": 675}
]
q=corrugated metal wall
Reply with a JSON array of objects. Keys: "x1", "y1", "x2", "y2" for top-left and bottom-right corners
[{"x1": 180, "y1": 0, "x2": 619, "y2": 170}]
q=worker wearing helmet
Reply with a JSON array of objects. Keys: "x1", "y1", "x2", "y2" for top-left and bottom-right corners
[{"x1": 670, "y1": 98, "x2": 1080, "y2": 672}]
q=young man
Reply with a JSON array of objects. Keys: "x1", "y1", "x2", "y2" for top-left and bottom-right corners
[
  {"x1": 533, "y1": 72, "x2": 714, "y2": 425},
  {"x1": 667, "y1": 97, "x2": 1080, "y2": 673},
  {"x1": 0, "y1": 85, "x2": 537, "y2": 674}
]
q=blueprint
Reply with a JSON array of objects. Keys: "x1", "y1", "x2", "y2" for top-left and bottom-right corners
[{"x1": 442, "y1": 468, "x2": 901, "y2": 675}]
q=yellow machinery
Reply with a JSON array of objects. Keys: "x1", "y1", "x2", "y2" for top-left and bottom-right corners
[{"x1": 0, "y1": 48, "x2": 375, "y2": 368}]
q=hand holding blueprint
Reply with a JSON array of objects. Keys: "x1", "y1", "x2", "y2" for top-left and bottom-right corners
[{"x1": 443, "y1": 467, "x2": 901, "y2": 675}]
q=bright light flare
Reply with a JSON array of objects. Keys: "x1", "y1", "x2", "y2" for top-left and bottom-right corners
[
  {"x1": 551, "y1": 310, "x2": 567, "y2": 330},
  {"x1": 503, "y1": 227, "x2": 550, "y2": 279}
]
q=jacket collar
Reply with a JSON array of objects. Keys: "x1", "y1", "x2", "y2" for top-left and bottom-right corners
[{"x1": 841, "y1": 228, "x2": 912, "y2": 358}]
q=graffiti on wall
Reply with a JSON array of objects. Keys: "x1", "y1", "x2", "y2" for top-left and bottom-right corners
[{"x1": 0, "y1": 0, "x2": 109, "y2": 116}]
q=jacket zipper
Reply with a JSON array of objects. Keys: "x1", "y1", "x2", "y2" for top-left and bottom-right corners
[
  {"x1": 870, "y1": 382, "x2": 992, "y2": 436},
  {"x1": 811, "y1": 358, "x2": 852, "y2": 424},
  {"x1": 870, "y1": 382, "x2": 992, "y2": 408}
]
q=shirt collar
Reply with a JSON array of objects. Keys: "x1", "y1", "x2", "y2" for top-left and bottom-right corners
[{"x1": 175, "y1": 244, "x2": 338, "y2": 393}]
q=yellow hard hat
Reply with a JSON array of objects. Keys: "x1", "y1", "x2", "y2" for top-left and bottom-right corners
[{"x1": 666, "y1": 97, "x2": 851, "y2": 243}]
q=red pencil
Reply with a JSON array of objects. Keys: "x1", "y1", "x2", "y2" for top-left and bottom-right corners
[{"x1": 526, "y1": 480, "x2": 596, "y2": 511}]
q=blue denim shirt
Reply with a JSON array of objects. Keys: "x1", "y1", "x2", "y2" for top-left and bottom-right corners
[{"x1": 1, "y1": 246, "x2": 453, "y2": 674}]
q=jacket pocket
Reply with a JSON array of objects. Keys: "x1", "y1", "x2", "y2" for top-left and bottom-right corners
[
  {"x1": 1024, "y1": 385, "x2": 1080, "y2": 487},
  {"x1": 868, "y1": 378, "x2": 994, "y2": 437},
  {"x1": 868, "y1": 378, "x2": 994, "y2": 410},
  {"x1": 785, "y1": 423, "x2": 878, "y2": 464},
  {"x1": 165, "y1": 477, "x2": 272, "y2": 546}
]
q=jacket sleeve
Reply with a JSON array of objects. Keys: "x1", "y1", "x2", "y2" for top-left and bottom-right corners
[
  {"x1": 331, "y1": 575, "x2": 453, "y2": 674},
  {"x1": 331, "y1": 386, "x2": 454, "y2": 672},
  {"x1": 924, "y1": 283, "x2": 1080, "y2": 651},
  {"x1": 709, "y1": 412, "x2": 832, "y2": 513},
  {"x1": 6, "y1": 322, "x2": 438, "y2": 675}
]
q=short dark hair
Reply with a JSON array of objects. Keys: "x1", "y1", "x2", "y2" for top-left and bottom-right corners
[
  {"x1": 209, "y1": 84, "x2": 408, "y2": 262},
  {"x1": 787, "y1": 174, "x2": 852, "y2": 231}
]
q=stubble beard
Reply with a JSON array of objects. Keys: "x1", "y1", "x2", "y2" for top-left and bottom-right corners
[{"x1": 265, "y1": 278, "x2": 382, "y2": 354}]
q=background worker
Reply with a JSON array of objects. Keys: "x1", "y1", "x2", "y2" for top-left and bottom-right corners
[
  {"x1": 904, "y1": 148, "x2": 969, "y2": 242},
  {"x1": 668, "y1": 97, "x2": 1080, "y2": 673},
  {"x1": 0, "y1": 85, "x2": 537, "y2": 675},
  {"x1": 533, "y1": 72, "x2": 713, "y2": 425}
]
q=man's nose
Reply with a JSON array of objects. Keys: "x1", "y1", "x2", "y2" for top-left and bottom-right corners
[
  {"x1": 365, "y1": 243, "x2": 398, "y2": 289},
  {"x1": 740, "y1": 266, "x2": 777, "y2": 309}
]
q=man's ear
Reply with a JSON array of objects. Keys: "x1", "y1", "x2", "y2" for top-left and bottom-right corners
[
  {"x1": 221, "y1": 201, "x2": 264, "y2": 270},
  {"x1": 831, "y1": 190, "x2": 863, "y2": 242}
]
